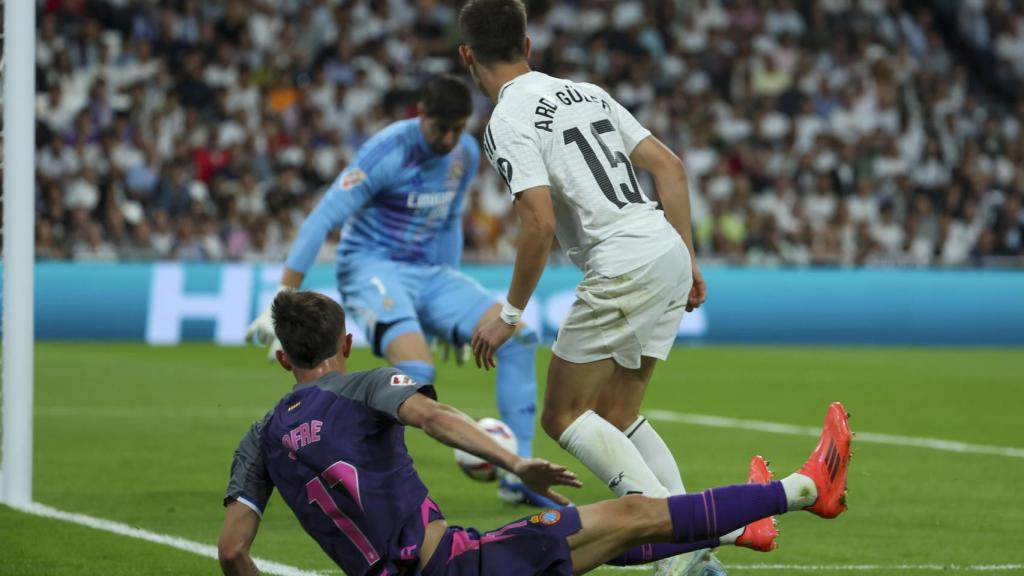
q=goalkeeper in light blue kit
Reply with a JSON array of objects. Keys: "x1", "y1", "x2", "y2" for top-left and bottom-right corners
[{"x1": 246, "y1": 74, "x2": 554, "y2": 507}]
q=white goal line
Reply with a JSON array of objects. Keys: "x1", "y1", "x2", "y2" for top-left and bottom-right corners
[
  {"x1": 11, "y1": 502, "x2": 329, "y2": 576},
  {"x1": 8, "y1": 502, "x2": 1022, "y2": 574}
]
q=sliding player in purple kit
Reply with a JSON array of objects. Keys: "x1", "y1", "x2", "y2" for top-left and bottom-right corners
[
  {"x1": 245, "y1": 74, "x2": 554, "y2": 506},
  {"x1": 218, "y1": 290, "x2": 853, "y2": 576}
]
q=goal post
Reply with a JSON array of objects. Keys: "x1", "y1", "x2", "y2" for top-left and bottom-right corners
[{"x1": 2, "y1": 0, "x2": 36, "y2": 507}]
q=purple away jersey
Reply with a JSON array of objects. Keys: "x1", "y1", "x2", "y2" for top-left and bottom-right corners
[{"x1": 225, "y1": 368, "x2": 438, "y2": 576}]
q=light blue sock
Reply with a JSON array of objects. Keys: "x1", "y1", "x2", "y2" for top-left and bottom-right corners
[
  {"x1": 393, "y1": 360, "x2": 436, "y2": 386},
  {"x1": 495, "y1": 325, "x2": 539, "y2": 458}
]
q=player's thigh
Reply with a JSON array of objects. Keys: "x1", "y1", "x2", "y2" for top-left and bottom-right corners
[
  {"x1": 596, "y1": 250, "x2": 690, "y2": 427},
  {"x1": 638, "y1": 242, "x2": 692, "y2": 362},
  {"x1": 542, "y1": 353, "x2": 619, "y2": 438},
  {"x1": 385, "y1": 331, "x2": 433, "y2": 364},
  {"x1": 426, "y1": 511, "x2": 582, "y2": 576},
  {"x1": 479, "y1": 510, "x2": 579, "y2": 576},
  {"x1": 337, "y1": 263, "x2": 423, "y2": 357},
  {"x1": 416, "y1": 268, "x2": 496, "y2": 344},
  {"x1": 567, "y1": 496, "x2": 670, "y2": 574},
  {"x1": 551, "y1": 280, "x2": 644, "y2": 372},
  {"x1": 594, "y1": 356, "x2": 659, "y2": 431},
  {"x1": 560, "y1": 242, "x2": 690, "y2": 371}
]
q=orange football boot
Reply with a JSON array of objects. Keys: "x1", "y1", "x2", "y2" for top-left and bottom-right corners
[
  {"x1": 798, "y1": 402, "x2": 853, "y2": 519},
  {"x1": 735, "y1": 455, "x2": 779, "y2": 552}
]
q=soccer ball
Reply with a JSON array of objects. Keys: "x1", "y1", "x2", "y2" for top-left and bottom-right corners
[{"x1": 454, "y1": 417, "x2": 518, "y2": 482}]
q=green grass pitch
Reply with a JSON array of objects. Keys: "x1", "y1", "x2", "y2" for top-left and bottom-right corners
[{"x1": 2, "y1": 343, "x2": 1023, "y2": 575}]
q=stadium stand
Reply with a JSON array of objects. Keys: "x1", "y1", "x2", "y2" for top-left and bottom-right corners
[{"x1": 31, "y1": 0, "x2": 1024, "y2": 267}]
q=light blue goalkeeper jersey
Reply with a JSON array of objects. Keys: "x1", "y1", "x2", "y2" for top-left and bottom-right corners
[{"x1": 285, "y1": 118, "x2": 481, "y2": 272}]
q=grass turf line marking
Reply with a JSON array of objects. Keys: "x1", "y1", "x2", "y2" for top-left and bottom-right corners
[
  {"x1": 13, "y1": 502, "x2": 1023, "y2": 574},
  {"x1": 36, "y1": 405, "x2": 269, "y2": 419},
  {"x1": 11, "y1": 502, "x2": 328, "y2": 576},
  {"x1": 593, "y1": 561, "x2": 1024, "y2": 565},
  {"x1": 36, "y1": 405, "x2": 1024, "y2": 458},
  {"x1": 645, "y1": 410, "x2": 1024, "y2": 459}
]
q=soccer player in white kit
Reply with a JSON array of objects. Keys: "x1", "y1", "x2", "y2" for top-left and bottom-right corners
[{"x1": 458, "y1": 1, "x2": 723, "y2": 574}]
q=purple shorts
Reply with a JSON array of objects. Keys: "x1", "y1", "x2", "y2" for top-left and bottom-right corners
[{"x1": 421, "y1": 508, "x2": 583, "y2": 576}]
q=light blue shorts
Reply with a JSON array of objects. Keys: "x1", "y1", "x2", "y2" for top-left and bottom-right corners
[{"x1": 337, "y1": 260, "x2": 497, "y2": 357}]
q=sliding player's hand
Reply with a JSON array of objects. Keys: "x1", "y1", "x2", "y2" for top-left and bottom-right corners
[
  {"x1": 686, "y1": 261, "x2": 707, "y2": 312},
  {"x1": 511, "y1": 458, "x2": 582, "y2": 506},
  {"x1": 470, "y1": 317, "x2": 516, "y2": 370}
]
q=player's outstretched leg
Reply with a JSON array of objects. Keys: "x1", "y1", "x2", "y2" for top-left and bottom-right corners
[
  {"x1": 650, "y1": 455, "x2": 779, "y2": 575},
  {"x1": 544, "y1": 356, "x2": 670, "y2": 498},
  {"x1": 566, "y1": 402, "x2": 853, "y2": 574},
  {"x1": 792, "y1": 401, "x2": 853, "y2": 518},
  {"x1": 605, "y1": 359, "x2": 718, "y2": 576}
]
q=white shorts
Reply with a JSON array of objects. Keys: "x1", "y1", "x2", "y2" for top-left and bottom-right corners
[{"x1": 552, "y1": 240, "x2": 693, "y2": 370}]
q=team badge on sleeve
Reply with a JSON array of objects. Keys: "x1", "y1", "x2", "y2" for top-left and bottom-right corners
[
  {"x1": 340, "y1": 167, "x2": 367, "y2": 190},
  {"x1": 449, "y1": 156, "x2": 464, "y2": 181},
  {"x1": 391, "y1": 374, "x2": 415, "y2": 387},
  {"x1": 529, "y1": 510, "x2": 561, "y2": 525}
]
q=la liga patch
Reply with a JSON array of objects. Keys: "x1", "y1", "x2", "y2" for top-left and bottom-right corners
[{"x1": 390, "y1": 374, "x2": 414, "y2": 387}]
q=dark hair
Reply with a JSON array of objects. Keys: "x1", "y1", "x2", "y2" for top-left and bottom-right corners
[
  {"x1": 271, "y1": 291, "x2": 346, "y2": 369},
  {"x1": 420, "y1": 74, "x2": 473, "y2": 121},
  {"x1": 459, "y1": 0, "x2": 527, "y2": 64}
]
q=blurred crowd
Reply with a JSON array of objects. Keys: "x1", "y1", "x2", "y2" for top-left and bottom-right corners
[{"x1": 29, "y1": 0, "x2": 1024, "y2": 267}]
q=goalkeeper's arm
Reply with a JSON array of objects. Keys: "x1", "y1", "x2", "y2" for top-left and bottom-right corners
[{"x1": 246, "y1": 172, "x2": 370, "y2": 357}]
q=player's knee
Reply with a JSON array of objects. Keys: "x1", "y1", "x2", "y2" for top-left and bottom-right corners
[
  {"x1": 615, "y1": 494, "x2": 665, "y2": 541},
  {"x1": 540, "y1": 406, "x2": 580, "y2": 441},
  {"x1": 394, "y1": 360, "x2": 436, "y2": 385},
  {"x1": 540, "y1": 411, "x2": 561, "y2": 441},
  {"x1": 604, "y1": 406, "x2": 640, "y2": 432},
  {"x1": 217, "y1": 538, "x2": 248, "y2": 570}
]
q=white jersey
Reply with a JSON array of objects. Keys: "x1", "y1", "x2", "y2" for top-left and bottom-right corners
[{"x1": 483, "y1": 71, "x2": 679, "y2": 277}]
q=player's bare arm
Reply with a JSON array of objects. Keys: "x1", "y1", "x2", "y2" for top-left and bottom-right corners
[
  {"x1": 629, "y1": 136, "x2": 707, "y2": 311},
  {"x1": 218, "y1": 501, "x2": 262, "y2": 576},
  {"x1": 471, "y1": 185, "x2": 555, "y2": 369},
  {"x1": 398, "y1": 389, "x2": 579, "y2": 504}
]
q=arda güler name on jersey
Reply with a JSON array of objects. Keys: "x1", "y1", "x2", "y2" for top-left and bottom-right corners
[{"x1": 533, "y1": 85, "x2": 612, "y2": 133}]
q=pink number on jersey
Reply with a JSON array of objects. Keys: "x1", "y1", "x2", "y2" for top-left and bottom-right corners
[
  {"x1": 321, "y1": 460, "x2": 364, "y2": 510},
  {"x1": 306, "y1": 461, "x2": 380, "y2": 566}
]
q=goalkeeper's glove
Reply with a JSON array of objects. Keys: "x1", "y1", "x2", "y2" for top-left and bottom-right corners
[{"x1": 245, "y1": 285, "x2": 292, "y2": 362}]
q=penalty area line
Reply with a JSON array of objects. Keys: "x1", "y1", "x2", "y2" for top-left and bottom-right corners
[
  {"x1": 645, "y1": 410, "x2": 1024, "y2": 459},
  {"x1": 11, "y1": 502, "x2": 328, "y2": 576}
]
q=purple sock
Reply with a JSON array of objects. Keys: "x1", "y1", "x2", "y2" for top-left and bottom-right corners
[
  {"x1": 667, "y1": 481, "x2": 788, "y2": 543},
  {"x1": 606, "y1": 540, "x2": 720, "y2": 566}
]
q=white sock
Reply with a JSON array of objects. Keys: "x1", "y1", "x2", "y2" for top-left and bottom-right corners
[
  {"x1": 625, "y1": 415, "x2": 686, "y2": 495},
  {"x1": 558, "y1": 410, "x2": 669, "y2": 497},
  {"x1": 720, "y1": 528, "x2": 745, "y2": 545},
  {"x1": 781, "y1": 472, "x2": 818, "y2": 510}
]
